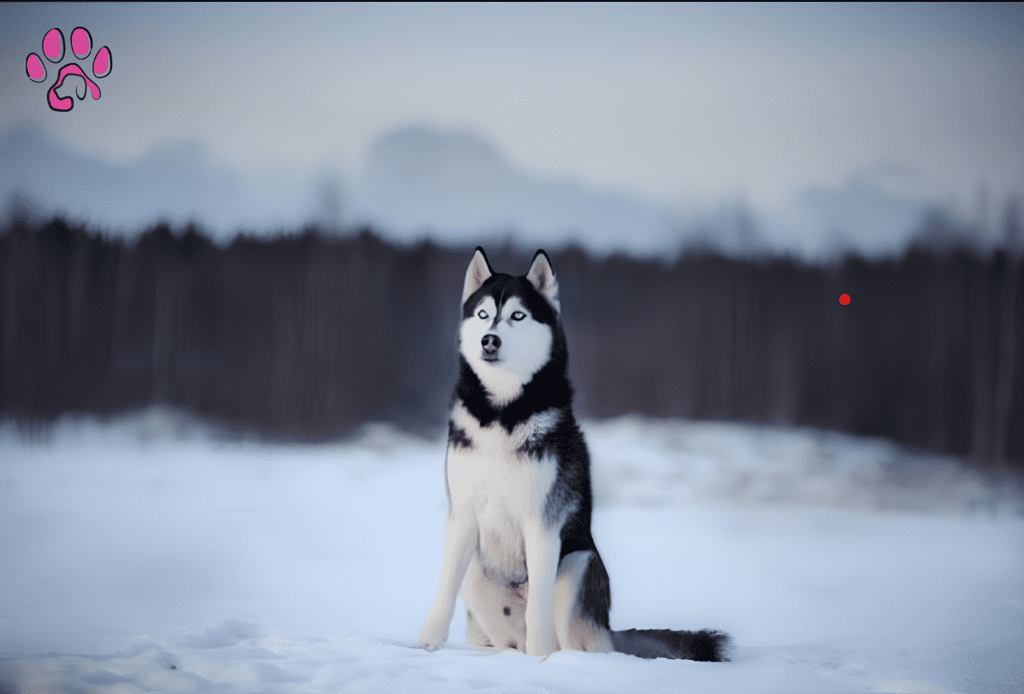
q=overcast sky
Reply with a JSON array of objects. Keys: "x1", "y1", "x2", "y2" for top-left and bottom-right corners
[{"x1": 1, "y1": 2, "x2": 1021, "y2": 251}]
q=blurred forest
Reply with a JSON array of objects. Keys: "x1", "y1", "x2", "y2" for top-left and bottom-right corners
[{"x1": 1, "y1": 211, "x2": 1021, "y2": 468}]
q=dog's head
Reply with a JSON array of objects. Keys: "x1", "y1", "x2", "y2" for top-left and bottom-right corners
[{"x1": 459, "y1": 247, "x2": 563, "y2": 407}]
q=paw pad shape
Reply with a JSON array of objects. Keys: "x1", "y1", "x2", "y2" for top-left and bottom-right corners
[{"x1": 26, "y1": 28, "x2": 112, "y2": 112}]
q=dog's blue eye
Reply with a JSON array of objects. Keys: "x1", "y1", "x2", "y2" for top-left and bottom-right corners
[
  {"x1": 477, "y1": 310, "x2": 488, "y2": 319},
  {"x1": 511, "y1": 311, "x2": 526, "y2": 321}
]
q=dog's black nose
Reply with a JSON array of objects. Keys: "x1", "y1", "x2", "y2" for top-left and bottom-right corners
[{"x1": 481, "y1": 334, "x2": 501, "y2": 354}]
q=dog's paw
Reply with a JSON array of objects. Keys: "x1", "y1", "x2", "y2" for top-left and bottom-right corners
[
  {"x1": 525, "y1": 634, "x2": 555, "y2": 658},
  {"x1": 418, "y1": 623, "x2": 449, "y2": 652},
  {"x1": 418, "y1": 636, "x2": 446, "y2": 652}
]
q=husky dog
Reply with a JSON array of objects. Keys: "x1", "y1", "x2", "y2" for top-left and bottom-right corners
[{"x1": 418, "y1": 247, "x2": 729, "y2": 660}]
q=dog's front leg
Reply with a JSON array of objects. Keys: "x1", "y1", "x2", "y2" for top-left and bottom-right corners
[
  {"x1": 420, "y1": 510, "x2": 477, "y2": 651},
  {"x1": 523, "y1": 523, "x2": 561, "y2": 657}
]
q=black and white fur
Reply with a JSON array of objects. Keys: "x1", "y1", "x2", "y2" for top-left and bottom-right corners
[{"x1": 418, "y1": 248, "x2": 729, "y2": 661}]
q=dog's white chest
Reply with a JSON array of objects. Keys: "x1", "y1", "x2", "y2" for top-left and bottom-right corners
[{"x1": 447, "y1": 404, "x2": 560, "y2": 582}]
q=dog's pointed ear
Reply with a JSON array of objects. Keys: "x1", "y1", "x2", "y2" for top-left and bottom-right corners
[
  {"x1": 526, "y1": 249, "x2": 560, "y2": 314},
  {"x1": 462, "y1": 247, "x2": 493, "y2": 305}
]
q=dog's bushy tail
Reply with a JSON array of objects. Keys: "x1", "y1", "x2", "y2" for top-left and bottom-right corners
[{"x1": 611, "y1": 628, "x2": 730, "y2": 662}]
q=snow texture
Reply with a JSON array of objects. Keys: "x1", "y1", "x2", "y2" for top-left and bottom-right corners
[{"x1": 1, "y1": 410, "x2": 1022, "y2": 693}]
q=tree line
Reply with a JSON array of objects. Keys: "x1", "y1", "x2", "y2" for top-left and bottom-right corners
[{"x1": 1, "y1": 213, "x2": 1020, "y2": 468}]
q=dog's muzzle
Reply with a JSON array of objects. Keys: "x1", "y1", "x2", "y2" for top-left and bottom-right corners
[{"x1": 481, "y1": 334, "x2": 501, "y2": 361}]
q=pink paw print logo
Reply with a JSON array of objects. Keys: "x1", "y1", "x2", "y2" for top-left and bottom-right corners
[{"x1": 25, "y1": 28, "x2": 112, "y2": 112}]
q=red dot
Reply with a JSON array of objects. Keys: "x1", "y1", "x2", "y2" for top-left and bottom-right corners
[{"x1": 839, "y1": 293, "x2": 851, "y2": 305}]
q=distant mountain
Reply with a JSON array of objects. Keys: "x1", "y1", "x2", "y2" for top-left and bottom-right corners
[
  {"x1": 354, "y1": 125, "x2": 684, "y2": 256},
  {"x1": 354, "y1": 126, "x2": 977, "y2": 260},
  {"x1": 0, "y1": 122, "x2": 317, "y2": 240},
  {"x1": 3, "y1": 121, "x2": 1000, "y2": 259},
  {"x1": 0, "y1": 122, "x2": 695, "y2": 254},
  {"x1": 795, "y1": 180, "x2": 929, "y2": 255}
]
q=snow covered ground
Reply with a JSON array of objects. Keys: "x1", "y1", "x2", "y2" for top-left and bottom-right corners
[{"x1": 1, "y1": 410, "x2": 1021, "y2": 693}]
